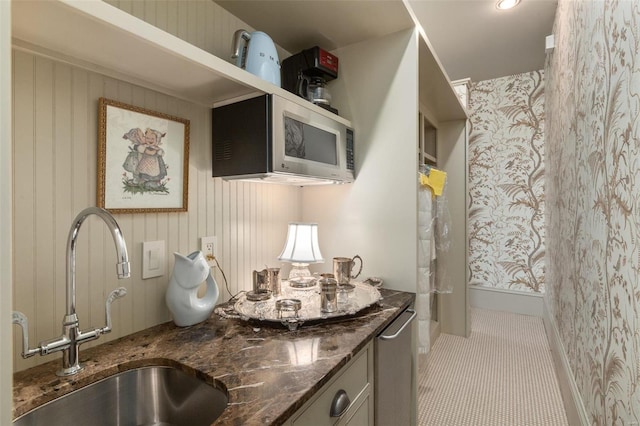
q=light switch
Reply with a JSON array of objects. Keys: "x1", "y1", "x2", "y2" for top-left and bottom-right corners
[
  {"x1": 142, "y1": 240, "x2": 165, "y2": 279},
  {"x1": 149, "y1": 249, "x2": 160, "y2": 270}
]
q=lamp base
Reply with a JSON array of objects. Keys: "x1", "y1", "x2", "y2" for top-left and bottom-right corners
[
  {"x1": 288, "y1": 263, "x2": 311, "y2": 279},
  {"x1": 288, "y1": 276, "x2": 317, "y2": 288},
  {"x1": 287, "y1": 263, "x2": 317, "y2": 288}
]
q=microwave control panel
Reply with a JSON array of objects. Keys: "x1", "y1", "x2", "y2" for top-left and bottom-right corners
[{"x1": 346, "y1": 128, "x2": 355, "y2": 171}]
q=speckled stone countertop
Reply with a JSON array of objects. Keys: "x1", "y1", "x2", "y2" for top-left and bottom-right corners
[{"x1": 13, "y1": 288, "x2": 414, "y2": 425}]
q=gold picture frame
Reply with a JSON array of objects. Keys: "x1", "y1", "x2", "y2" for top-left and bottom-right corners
[{"x1": 97, "y1": 97, "x2": 190, "y2": 213}]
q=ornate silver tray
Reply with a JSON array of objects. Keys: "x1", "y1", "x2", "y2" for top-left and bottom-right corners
[{"x1": 227, "y1": 281, "x2": 382, "y2": 330}]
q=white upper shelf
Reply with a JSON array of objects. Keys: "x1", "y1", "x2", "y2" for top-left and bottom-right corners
[
  {"x1": 12, "y1": 0, "x2": 465, "y2": 123},
  {"x1": 13, "y1": 0, "x2": 266, "y2": 105},
  {"x1": 11, "y1": 0, "x2": 353, "y2": 125}
]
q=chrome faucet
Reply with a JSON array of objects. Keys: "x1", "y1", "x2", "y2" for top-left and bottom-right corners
[{"x1": 13, "y1": 207, "x2": 130, "y2": 376}]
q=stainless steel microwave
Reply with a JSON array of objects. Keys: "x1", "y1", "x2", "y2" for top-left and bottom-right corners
[{"x1": 212, "y1": 94, "x2": 354, "y2": 185}]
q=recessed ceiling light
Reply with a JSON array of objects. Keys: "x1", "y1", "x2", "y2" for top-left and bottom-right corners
[{"x1": 496, "y1": 0, "x2": 520, "y2": 10}]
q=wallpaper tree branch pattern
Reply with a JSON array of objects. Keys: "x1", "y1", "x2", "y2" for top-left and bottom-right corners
[
  {"x1": 546, "y1": 0, "x2": 640, "y2": 423},
  {"x1": 468, "y1": 71, "x2": 545, "y2": 293}
]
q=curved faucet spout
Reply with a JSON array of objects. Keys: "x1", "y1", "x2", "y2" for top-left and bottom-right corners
[
  {"x1": 14, "y1": 206, "x2": 131, "y2": 376},
  {"x1": 56, "y1": 207, "x2": 132, "y2": 375},
  {"x1": 66, "y1": 207, "x2": 130, "y2": 317}
]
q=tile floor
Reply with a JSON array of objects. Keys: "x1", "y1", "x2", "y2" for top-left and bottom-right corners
[{"x1": 417, "y1": 309, "x2": 568, "y2": 425}]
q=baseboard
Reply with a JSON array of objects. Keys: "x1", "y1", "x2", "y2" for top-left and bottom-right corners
[
  {"x1": 543, "y1": 299, "x2": 589, "y2": 426},
  {"x1": 469, "y1": 286, "x2": 543, "y2": 316}
]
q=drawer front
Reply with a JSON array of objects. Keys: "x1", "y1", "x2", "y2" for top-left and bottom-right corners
[
  {"x1": 292, "y1": 342, "x2": 372, "y2": 426},
  {"x1": 337, "y1": 384, "x2": 371, "y2": 426}
]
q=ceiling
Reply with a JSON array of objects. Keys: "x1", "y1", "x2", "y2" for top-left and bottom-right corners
[
  {"x1": 216, "y1": 0, "x2": 557, "y2": 84},
  {"x1": 216, "y1": 1, "x2": 414, "y2": 53},
  {"x1": 411, "y1": 0, "x2": 557, "y2": 82}
]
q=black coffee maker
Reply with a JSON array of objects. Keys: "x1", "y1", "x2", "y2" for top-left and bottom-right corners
[{"x1": 281, "y1": 46, "x2": 339, "y2": 114}]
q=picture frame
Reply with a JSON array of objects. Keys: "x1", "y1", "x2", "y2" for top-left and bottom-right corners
[{"x1": 97, "y1": 97, "x2": 190, "y2": 213}]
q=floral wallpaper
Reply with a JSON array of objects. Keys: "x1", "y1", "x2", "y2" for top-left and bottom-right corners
[
  {"x1": 546, "y1": 0, "x2": 640, "y2": 423},
  {"x1": 468, "y1": 71, "x2": 545, "y2": 292}
]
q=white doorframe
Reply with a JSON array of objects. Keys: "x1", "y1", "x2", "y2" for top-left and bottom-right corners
[{"x1": 1, "y1": 0, "x2": 13, "y2": 423}]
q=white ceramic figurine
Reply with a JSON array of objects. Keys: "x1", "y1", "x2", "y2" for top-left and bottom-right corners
[{"x1": 166, "y1": 251, "x2": 219, "y2": 327}]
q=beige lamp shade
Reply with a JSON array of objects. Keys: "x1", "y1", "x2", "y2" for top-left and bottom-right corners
[
  {"x1": 278, "y1": 223, "x2": 324, "y2": 280},
  {"x1": 278, "y1": 223, "x2": 324, "y2": 263}
]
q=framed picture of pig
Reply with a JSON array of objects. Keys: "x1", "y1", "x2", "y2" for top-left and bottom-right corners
[{"x1": 97, "y1": 97, "x2": 190, "y2": 213}]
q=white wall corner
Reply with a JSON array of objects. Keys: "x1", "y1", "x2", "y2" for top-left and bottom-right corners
[
  {"x1": 542, "y1": 298, "x2": 589, "y2": 426},
  {"x1": 545, "y1": 34, "x2": 555, "y2": 54}
]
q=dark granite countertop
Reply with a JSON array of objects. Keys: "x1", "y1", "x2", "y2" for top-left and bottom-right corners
[{"x1": 13, "y1": 288, "x2": 414, "y2": 425}]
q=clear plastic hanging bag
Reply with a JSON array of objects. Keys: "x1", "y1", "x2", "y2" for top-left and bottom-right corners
[
  {"x1": 416, "y1": 168, "x2": 453, "y2": 357},
  {"x1": 418, "y1": 168, "x2": 453, "y2": 295}
]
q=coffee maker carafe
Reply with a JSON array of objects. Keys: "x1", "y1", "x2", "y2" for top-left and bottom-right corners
[
  {"x1": 300, "y1": 76, "x2": 331, "y2": 106},
  {"x1": 281, "y1": 46, "x2": 339, "y2": 114}
]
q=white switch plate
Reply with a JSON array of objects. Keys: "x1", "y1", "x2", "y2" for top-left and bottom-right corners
[
  {"x1": 142, "y1": 240, "x2": 165, "y2": 279},
  {"x1": 545, "y1": 34, "x2": 555, "y2": 53},
  {"x1": 200, "y1": 236, "x2": 217, "y2": 267}
]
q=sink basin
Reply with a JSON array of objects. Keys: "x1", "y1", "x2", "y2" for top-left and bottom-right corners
[{"x1": 14, "y1": 366, "x2": 228, "y2": 426}]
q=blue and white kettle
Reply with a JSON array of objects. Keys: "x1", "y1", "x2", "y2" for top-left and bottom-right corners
[{"x1": 232, "y1": 29, "x2": 281, "y2": 87}]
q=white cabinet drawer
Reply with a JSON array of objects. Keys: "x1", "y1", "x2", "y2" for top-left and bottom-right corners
[
  {"x1": 336, "y1": 386, "x2": 372, "y2": 426},
  {"x1": 290, "y1": 341, "x2": 373, "y2": 426}
]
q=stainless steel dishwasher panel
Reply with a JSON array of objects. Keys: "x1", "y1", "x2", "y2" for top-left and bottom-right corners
[{"x1": 375, "y1": 308, "x2": 416, "y2": 426}]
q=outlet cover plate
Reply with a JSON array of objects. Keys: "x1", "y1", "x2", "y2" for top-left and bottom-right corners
[{"x1": 200, "y1": 236, "x2": 217, "y2": 267}]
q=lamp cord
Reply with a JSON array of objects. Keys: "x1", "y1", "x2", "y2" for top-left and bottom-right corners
[{"x1": 212, "y1": 256, "x2": 244, "y2": 302}]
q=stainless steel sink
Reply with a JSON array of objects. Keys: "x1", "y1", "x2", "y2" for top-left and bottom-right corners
[{"x1": 14, "y1": 366, "x2": 228, "y2": 426}]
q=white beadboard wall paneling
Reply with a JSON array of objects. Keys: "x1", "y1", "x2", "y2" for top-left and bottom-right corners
[
  {"x1": 34, "y1": 56, "x2": 56, "y2": 347},
  {"x1": 12, "y1": 0, "x2": 301, "y2": 373},
  {"x1": 104, "y1": 0, "x2": 291, "y2": 67},
  {"x1": 12, "y1": 49, "x2": 302, "y2": 372},
  {"x1": 13, "y1": 50, "x2": 37, "y2": 371},
  {"x1": 53, "y1": 62, "x2": 73, "y2": 337}
]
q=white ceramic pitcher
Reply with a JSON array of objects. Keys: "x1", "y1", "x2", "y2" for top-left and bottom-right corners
[{"x1": 166, "y1": 251, "x2": 219, "y2": 327}]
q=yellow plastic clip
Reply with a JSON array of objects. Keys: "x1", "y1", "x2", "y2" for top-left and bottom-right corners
[{"x1": 419, "y1": 168, "x2": 447, "y2": 196}]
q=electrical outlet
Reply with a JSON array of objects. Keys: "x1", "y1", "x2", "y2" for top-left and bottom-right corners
[{"x1": 200, "y1": 236, "x2": 217, "y2": 267}]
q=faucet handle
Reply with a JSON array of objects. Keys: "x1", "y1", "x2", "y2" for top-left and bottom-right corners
[
  {"x1": 12, "y1": 311, "x2": 40, "y2": 358},
  {"x1": 101, "y1": 287, "x2": 127, "y2": 334},
  {"x1": 107, "y1": 286, "x2": 127, "y2": 303}
]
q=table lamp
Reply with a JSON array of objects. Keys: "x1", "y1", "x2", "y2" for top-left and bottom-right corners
[{"x1": 278, "y1": 223, "x2": 324, "y2": 283}]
